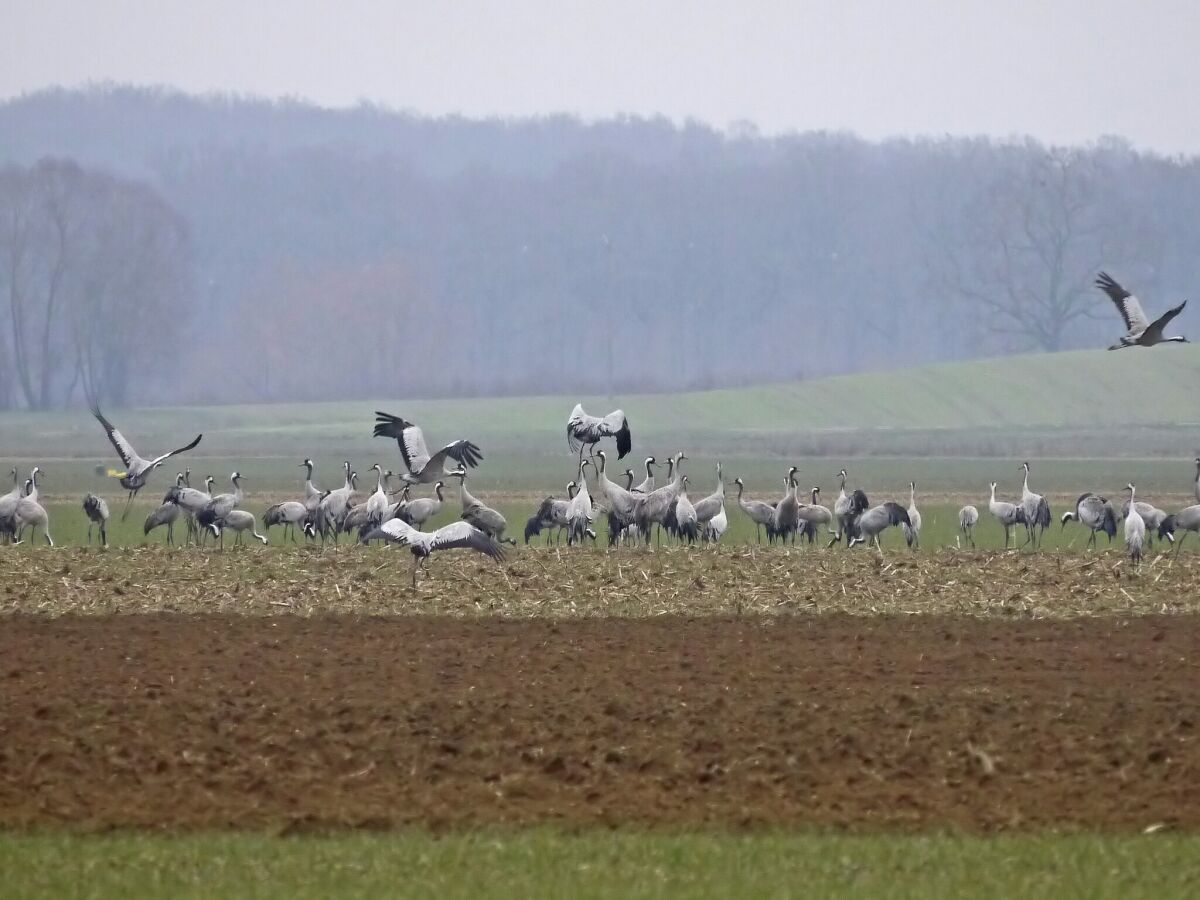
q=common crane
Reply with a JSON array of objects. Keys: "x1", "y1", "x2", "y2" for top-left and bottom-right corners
[
  {"x1": 796, "y1": 487, "x2": 834, "y2": 537},
  {"x1": 402, "y1": 481, "x2": 446, "y2": 529},
  {"x1": 374, "y1": 412, "x2": 483, "y2": 484},
  {"x1": 831, "y1": 469, "x2": 869, "y2": 547},
  {"x1": 1124, "y1": 483, "x2": 1146, "y2": 565},
  {"x1": 1120, "y1": 497, "x2": 1168, "y2": 546},
  {"x1": 692, "y1": 463, "x2": 726, "y2": 533},
  {"x1": 144, "y1": 497, "x2": 181, "y2": 544},
  {"x1": 633, "y1": 452, "x2": 686, "y2": 545},
  {"x1": 365, "y1": 464, "x2": 392, "y2": 528},
  {"x1": 566, "y1": 404, "x2": 631, "y2": 463},
  {"x1": 903, "y1": 481, "x2": 922, "y2": 549},
  {"x1": 361, "y1": 518, "x2": 506, "y2": 588},
  {"x1": 301, "y1": 458, "x2": 323, "y2": 528},
  {"x1": 0, "y1": 467, "x2": 39, "y2": 543},
  {"x1": 595, "y1": 450, "x2": 639, "y2": 542},
  {"x1": 316, "y1": 462, "x2": 355, "y2": 541},
  {"x1": 197, "y1": 472, "x2": 244, "y2": 534},
  {"x1": 958, "y1": 505, "x2": 979, "y2": 548},
  {"x1": 1060, "y1": 493, "x2": 1117, "y2": 549},
  {"x1": 988, "y1": 482, "x2": 1024, "y2": 549},
  {"x1": 12, "y1": 479, "x2": 52, "y2": 546},
  {"x1": 703, "y1": 501, "x2": 728, "y2": 543},
  {"x1": 772, "y1": 468, "x2": 800, "y2": 545},
  {"x1": 733, "y1": 477, "x2": 775, "y2": 543},
  {"x1": 524, "y1": 482, "x2": 576, "y2": 545},
  {"x1": 633, "y1": 456, "x2": 656, "y2": 494},
  {"x1": 1159, "y1": 504, "x2": 1200, "y2": 551},
  {"x1": 674, "y1": 475, "x2": 700, "y2": 544},
  {"x1": 449, "y1": 471, "x2": 517, "y2": 545},
  {"x1": 81, "y1": 493, "x2": 110, "y2": 547},
  {"x1": 1096, "y1": 272, "x2": 1188, "y2": 350},
  {"x1": 166, "y1": 474, "x2": 214, "y2": 544},
  {"x1": 263, "y1": 501, "x2": 308, "y2": 542},
  {"x1": 209, "y1": 509, "x2": 268, "y2": 548},
  {"x1": 566, "y1": 459, "x2": 595, "y2": 545},
  {"x1": 1019, "y1": 463, "x2": 1050, "y2": 549},
  {"x1": 90, "y1": 404, "x2": 202, "y2": 519},
  {"x1": 847, "y1": 502, "x2": 911, "y2": 550}
]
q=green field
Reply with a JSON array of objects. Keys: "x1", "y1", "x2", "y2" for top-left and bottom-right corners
[{"x1": 2, "y1": 831, "x2": 1197, "y2": 899}]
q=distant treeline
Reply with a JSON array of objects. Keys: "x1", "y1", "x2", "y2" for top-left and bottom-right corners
[{"x1": 1, "y1": 86, "x2": 1198, "y2": 408}]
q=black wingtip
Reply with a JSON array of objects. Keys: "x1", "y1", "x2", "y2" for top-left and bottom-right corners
[{"x1": 615, "y1": 420, "x2": 632, "y2": 459}]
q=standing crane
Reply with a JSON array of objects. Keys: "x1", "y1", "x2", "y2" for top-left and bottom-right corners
[
  {"x1": 674, "y1": 475, "x2": 700, "y2": 544},
  {"x1": 830, "y1": 469, "x2": 869, "y2": 547},
  {"x1": 692, "y1": 463, "x2": 726, "y2": 536},
  {"x1": 449, "y1": 471, "x2": 517, "y2": 545},
  {"x1": 197, "y1": 472, "x2": 244, "y2": 534},
  {"x1": 209, "y1": 509, "x2": 269, "y2": 548},
  {"x1": 566, "y1": 459, "x2": 595, "y2": 545},
  {"x1": 796, "y1": 487, "x2": 834, "y2": 538},
  {"x1": 595, "y1": 451, "x2": 638, "y2": 544},
  {"x1": 1124, "y1": 483, "x2": 1146, "y2": 566},
  {"x1": 1060, "y1": 493, "x2": 1118, "y2": 548},
  {"x1": 1018, "y1": 462, "x2": 1050, "y2": 549},
  {"x1": 903, "y1": 481, "x2": 922, "y2": 549},
  {"x1": 12, "y1": 478, "x2": 52, "y2": 546},
  {"x1": 772, "y1": 468, "x2": 800, "y2": 545},
  {"x1": 958, "y1": 505, "x2": 979, "y2": 549},
  {"x1": 361, "y1": 518, "x2": 506, "y2": 588},
  {"x1": 374, "y1": 412, "x2": 483, "y2": 484},
  {"x1": 1193, "y1": 457, "x2": 1200, "y2": 504},
  {"x1": 402, "y1": 481, "x2": 446, "y2": 529},
  {"x1": 632, "y1": 456, "x2": 657, "y2": 494},
  {"x1": 566, "y1": 404, "x2": 631, "y2": 463},
  {"x1": 79, "y1": 492, "x2": 110, "y2": 545},
  {"x1": 733, "y1": 477, "x2": 775, "y2": 543},
  {"x1": 90, "y1": 404, "x2": 202, "y2": 519},
  {"x1": 263, "y1": 501, "x2": 309, "y2": 542},
  {"x1": 988, "y1": 482, "x2": 1024, "y2": 549},
  {"x1": 316, "y1": 462, "x2": 355, "y2": 541},
  {"x1": 144, "y1": 495, "x2": 181, "y2": 545},
  {"x1": 847, "y1": 502, "x2": 911, "y2": 550},
  {"x1": 1096, "y1": 272, "x2": 1188, "y2": 350},
  {"x1": 633, "y1": 452, "x2": 686, "y2": 546},
  {"x1": 1159, "y1": 504, "x2": 1200, "y2": 551}
]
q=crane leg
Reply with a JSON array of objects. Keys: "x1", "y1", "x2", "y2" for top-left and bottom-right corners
[
  {"x1": 167, "y1": 521, "x2": 174, "y2": 546},
  {"x1": 121, "y1": 491, "x2": 136, "y2": 522}
]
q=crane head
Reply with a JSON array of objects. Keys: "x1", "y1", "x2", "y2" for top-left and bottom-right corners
[
  {"x1": 1020, "y1": 461, "x2": 1031, "y2": 473},
  {"x1": 734, "y1": 477, "x2": 744, "y2": 487}
]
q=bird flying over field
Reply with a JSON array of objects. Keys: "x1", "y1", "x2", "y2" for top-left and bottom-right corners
[
  {"x1": 566, "y1": 404, "x2": 631, "y2": 462},
  {"x1": 373, "y1": 412, "x2": 483, "y2": 484},
  {"x1": 1096, "y1": 272, "x2": 1188, "y2": 350},
  {"x1": 90, "y1": 403, "x2": 202, "y2": 519}
]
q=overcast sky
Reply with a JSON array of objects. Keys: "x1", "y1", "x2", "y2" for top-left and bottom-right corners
[{"x1": 6, "y1": 0, "x2": 1200, "y2": 154}]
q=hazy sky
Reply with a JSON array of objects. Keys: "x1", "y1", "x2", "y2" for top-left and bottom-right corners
[{"x1": 6, "y1": 0, "x2": 1200, "y2": 153}]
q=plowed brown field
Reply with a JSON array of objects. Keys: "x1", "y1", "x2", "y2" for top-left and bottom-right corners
[{"x1": 2, "y1": 615, "x2": 1197, "y2": 831}]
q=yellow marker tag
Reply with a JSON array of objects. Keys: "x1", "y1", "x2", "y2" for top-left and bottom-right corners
[{"x1": 107, "y1": 469, "x2": 127, "y2": 478}]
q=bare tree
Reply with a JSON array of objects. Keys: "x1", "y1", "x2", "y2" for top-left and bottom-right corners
[
  {"x1": 0, "y1": 158, "x2": 190, "y2": 409},
  {"x1": 939, "y1": 145, "x2": 1157, "y2": 352}
]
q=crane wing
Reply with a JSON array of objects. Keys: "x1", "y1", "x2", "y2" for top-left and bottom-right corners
[
  {"x1": 146, "y1": 433, "x2": 203, "y2": 469},
  {"x1": 431, "y1": 521, "x2": 507, "y2": 561},
  {"x1": 602, "y1": 410, "x2": 632, "y2": 458},
  {"x1": 90, "y1": 403, "x2": 140, "y2": 469},
  {"x1": 374, "y1": 411, "x2": 432, "y2": 473},
  {"x1": 567, "y1": 405, "x2": 632, "y2": 458},
  {"x1": 372, "y1": 517, "x2": 420, "y2": 544},
  {"x1": 423, "y1": 439, "x2": 484, "y2": 477},
  {"x1": 1096, "y1": 272, "x2": 1150, "y2": 334},
  {"x1": 1147, "y1": 300, "x2": 1187, "y2": 338}
]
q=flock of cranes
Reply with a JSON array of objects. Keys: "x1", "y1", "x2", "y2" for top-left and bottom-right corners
[
  {"x1": 1, "y1": 395, "x2": 1198, "y2": 585},
  {"x1": 5, "y1": 415, "x2": 1199, "y2": 586}
]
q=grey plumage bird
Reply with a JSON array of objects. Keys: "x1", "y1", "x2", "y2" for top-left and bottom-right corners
[
  {"x1": 1124, "y1": 483, "x2": 1146, "y2": 565},
  {"x1": 209, "y1": 509, "x2": 268, "y2": 548},
  {"x1": 903, "y1": 481, "x2": 922, "y2": 549},
  {"x1": 143, "y1": 497, "x2": 181, "y2": 545},
  {"x1": 733, "y1": 477, "x2": 775, "y2": 543},
  {"x1": 450, "y1": 471, "x2": 516, "y2": 545},
  {"x1": 958, "y1": 505, "x2": 979, "y2": 548},
  {"x1": 263, "y1": 501, "x2": 308, "y2": 542},
  {"x1": 1096, "y1": 272, "x2": 1188, "y2": 350},
  {"x1": 361, "y1": 518, "x2": 506, "y2": 588},
  {"x1": 1159, "y1": 504, "x2": 1200, "y2": 551},
  {"x1": 374, "y1": 412, "x2": 483, "y2": 484},
  {"x1": 632, "y1": 456, "x2": 656, "y2": 494},
  {"x1": 1018, "y1": 463, "x2": 1050, "y2": 550},
  {"x1": 90, "y1": 404, "x2": 202, "y2": 519},
  {"x1": 197, "y1": 472, "x2": 244, "y2": 533},
  {"x1": 12, "y1": 478, "x2": 52, "y2": 546},
  {"x1": 401, "y1": 481, "x2": 446, "y2": 529},
  {"x1": 1060, "y1": 493, "x2": 1117, "y2": 549},
  {"x1": 78, "y1": 492, "x2": 109, "y2": 545},
  {"x1": 567, "y1": 404, "x2": 631, "y2": 463},
  {"x1": 988, "y1": 482, "x2": 1024, "y2": 549},
  {"x1": 674, "y1": 475, "x2": 700, "y2": 544},
  {"x1": 847, "y1": 502, "x2": 911, "y2": 549}
]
